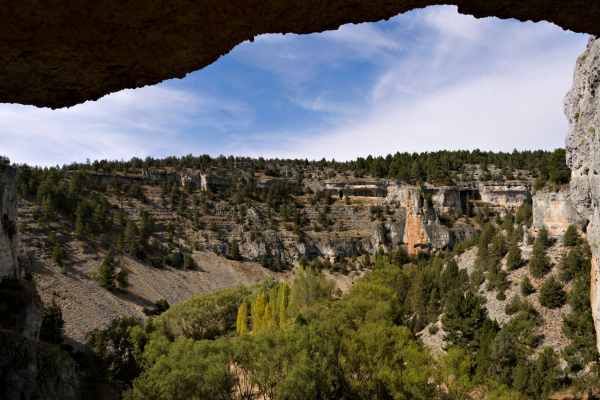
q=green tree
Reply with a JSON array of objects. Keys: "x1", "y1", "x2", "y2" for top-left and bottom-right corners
[
  {"x1": 341, "y1": 322, "x2": 436, "y2": 399},
  {"x1": 529, "y1": 234, "x2": 550, "y2": 278},
  {"x1": 39, "y1": 300, "x2": 64, "y2": 344},
  {"x1": 506, "y1": 239, "x2": 523, "y2": 271},
  {"x1": 124, "y1": 220, "x2": 142, "y2": 258},
  {"x1": 97, "y1": 251, "x2": 117, "y2": 290},
  {"x1": 443, "y1": 290, "x2": 489, "y2": 352},
  {"x1": 87, "y1": 317, "x2": 142, "y2": 385},
  {"x1": 520, "y1": 276, "x2": 535, "y2": 297},
  {"x1": 539, "y1": 276, "x2": 566, "y2": 309},
  {"x1": 563, "y1": 224, "x2": 579, "y2": 247},
  {"x1": 116, "y1": 268, "x2": 129, "y2": 289}
]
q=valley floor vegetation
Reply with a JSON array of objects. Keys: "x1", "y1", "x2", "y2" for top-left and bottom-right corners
[{"x1": 75, "y1": 219, "x2": 599, "y2": 400}]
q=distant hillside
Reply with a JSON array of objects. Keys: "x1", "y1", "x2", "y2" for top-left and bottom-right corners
[{"x1": 13, "y1": 150, "x2": 577, "y2": 343}]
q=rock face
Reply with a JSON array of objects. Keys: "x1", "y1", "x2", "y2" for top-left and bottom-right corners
[
  {"x1": 565, "y1": 36, "x2": 600, "y2": 352},
  {"x1": 0, "y1": 164, "x2": 81, "y2": 400},
  {"x1": 386, "y1": 184, "x2": 451, "y2": 254},
  {"x1": 532, "y1": 189, "x2": 584, "y2": 237},
  {"x1": 0, "y1": 165, "x2": 19, "y2": 279},
  {"x1": 1, "y1": 1, "x2": 600, "y2": 108},
  {"x1": 478, "y1": 183, "x2": 530, "y2": 215}
]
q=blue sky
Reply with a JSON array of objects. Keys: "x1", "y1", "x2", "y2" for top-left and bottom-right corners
[{"x1": 0, "y1": 5, "x2": 589, "y2": 166}]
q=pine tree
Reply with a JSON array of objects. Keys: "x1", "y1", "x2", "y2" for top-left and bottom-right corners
[
  {"x1": 563, "y1": 225, "x2": 579, "y2": 247},
  {"x1": 537, "y1": 226, "x2": 550, "y2": 249},
  {"x1": 98, "y1": 251, "x2": 116, "y2": 290},
  {"x1": 75, "y1": 203, "x2": 86, "y2": 238},
  {"x1": 116, "y1": 268, "x2": 129, "y2": 289},
  {"x1": 529, "y1": 233, "x2": 550, "y2": 278},
  {"x1": 236, "y1": 302, "x2": 249, "y2": 335},
  {"x1": 539, "y1": 276, "x2": 566, "y2": 309},
  {"x1": 506, "y1": 239, "x2": 523, "y2": 271},
  {"x1": 491, "y1": 233, "x2": 507, "y2": 258},
  {"x1": 520, "y1": 276, "x2": 535, "y2": 296},
  {"x1": 124, "y1": 220, "x2": 142, "y2": 258}
]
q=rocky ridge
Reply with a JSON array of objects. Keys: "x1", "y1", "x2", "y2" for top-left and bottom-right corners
[{"x1": 565, "y1": 36, "x2": 600, "y2": 353}]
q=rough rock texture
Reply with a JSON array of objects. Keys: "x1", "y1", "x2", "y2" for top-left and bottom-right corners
[
  {"x1": 1, "y1": 1, "x2": 600, "y2": 108},
  {"x1": 0, "y1": 165, "x2": 19, "y2": 279},
  {"x1": 0, "y1": 331, "x2": 80, "y2": 400},
  {"x1": 565, "y1": 37, "x2": 600, "y2": 352},
  {"x1": 386, "y1": 184, "x2": 451, "y2": 254},
  {"x1": 478, "y1": 183, "x2": 531, "y2": 215},
  {"x1": 533, "y1": 189, "x2": 584, "y2": 237}
]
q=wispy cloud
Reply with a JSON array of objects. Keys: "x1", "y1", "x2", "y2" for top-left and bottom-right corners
[
  {"x1": 0, "y1": 5, "x2": 589, "y2": 166},
  {"x1": 0, "y1": 86, "x2": 253, "y2": 166},
  {"x1": 235, "y1": 6, "x2": 588, "y2": 160}
]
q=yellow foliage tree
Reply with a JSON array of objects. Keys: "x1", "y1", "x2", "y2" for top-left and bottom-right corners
[
  {"x1": 251, "y1": 292, "x2": 266, "y2": 333},
  {"x1": 236, "y1": 302, "x2": 249, "y2": 335}
]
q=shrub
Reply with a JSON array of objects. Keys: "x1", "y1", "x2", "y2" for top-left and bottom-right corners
[
  {"x1": 520, "y1": 277, "x2": 535, "y2": 297},
  {"x1": 539, "y1": 276, "x2": 566, "y2": 309},
  {"x1": 563, "y1": 225, "x2": 579, "y2": 247},
  {"x1": 529, "y1": 236, "x2": 550, "y2": 279},
  {"x1": 39, "y1": 300, "x2": 64, "y2": 344}
]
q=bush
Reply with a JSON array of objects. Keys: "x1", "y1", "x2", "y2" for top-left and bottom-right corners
[
  {"x1": 563, "y1": 225, "x2": 579, "y2": 247},
  {"x1": 506, "y1": 240, "x2": 523, "y2": 271},
  {"x1": 505, "y1": 296, "x2": 523, "y2": 315},
  {"x1": 39, "y1": 300, "x2": 64, "y2": 344},
  {"x1": 529, "y1": 236, "x2": 550, "y2": 279},
  {"x1": 520, "y1": 277, "x2": 535, "y2": 297},
  {"x1": 539, "y1": 276, "x2": 566, "y2": 309}
]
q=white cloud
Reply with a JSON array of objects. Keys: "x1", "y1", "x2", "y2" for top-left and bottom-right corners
[
  {"x1": 0, "y1": 86, "x2": 252, "y2": 166},
  {"x1": 0, "y1": 5, "x2": 589, "y2": 165},
  {"x1": 239, "y1": 7, "x2": 588, "y2": 160}
]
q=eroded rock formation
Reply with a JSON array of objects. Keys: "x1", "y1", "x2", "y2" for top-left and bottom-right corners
[
  {"x1": 0, "y1": 164, "x2": 19, "y2": 278},
  {"x1": 565, "y1": 36, "x2": 600, "y2": 352},
  {"x1": 1, "y1": 0, "x2": 600, "y2": 108},
  {"x1": 532, "y1": 189, "x2": 584, "y2": 237}
]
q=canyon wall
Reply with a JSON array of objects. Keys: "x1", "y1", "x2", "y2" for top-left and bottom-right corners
[
  {"x1": 532, "y1": 189, "x2": 584, "y2": 237},
  {"x1": 565, "y1": 36, "x2": 600, "y2": 352},
  {"x1": 0, "y1": 165, "x2": 19, "y2": 279}
]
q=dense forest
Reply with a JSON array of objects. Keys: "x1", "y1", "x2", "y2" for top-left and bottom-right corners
[
  {"x1": 38, "y1": 217, "x2": 596, "y2": 400},
  {"x1": 36, "y1": 148, "x2": 570, "y2": 187}
]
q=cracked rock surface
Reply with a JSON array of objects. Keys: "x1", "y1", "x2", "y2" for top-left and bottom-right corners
[{"x1": 565, "y1": 36, "x2": 600, "y2": 352}]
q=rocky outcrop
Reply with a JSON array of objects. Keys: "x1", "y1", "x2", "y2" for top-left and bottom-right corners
[
  {"x1": 478, "y1": 182, "x2": 530, "y2": 215},
  {"x1": 386, "y1": 184, "x2": 451, "y2": 254},
  {"x1": 0, "y1": 163, "x2": 82, "y2": 400},
  {"x1": 1, "y1": 1, "x2": 600, "y2": 108},
  {"x1": 0, "y1": 165, "x2": 19, "y2": 279},
  {"x1": 565, "y1": 36, "x2": 600, "y2": 352},
  {"x1": 533, "y1": 189, "x2": 584, "y2": 237}
]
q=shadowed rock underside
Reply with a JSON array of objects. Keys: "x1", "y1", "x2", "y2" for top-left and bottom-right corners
[{"x1": 1, "y1": 0, "x2": 600, "y2": 108}]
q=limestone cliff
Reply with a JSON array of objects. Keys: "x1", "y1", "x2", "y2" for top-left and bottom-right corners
[
  {"x1": 386, "y1": 184, "x2": 450, "y2": 255},
  {"x1": 532, "y1": 189, "x2": 584, "y2": 237},
  {"x1": 565, "y1": 36, "x2": 600, "y2": 352},
  {"x1": 0, "y1": 164, "x2": 19, "y2": 279},
  {"x1": 0, "y1": 164, "x2": 81, "y2": 400}
]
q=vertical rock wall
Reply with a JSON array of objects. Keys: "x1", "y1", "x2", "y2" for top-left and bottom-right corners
[
  {"x1": 532, "y1": 190, "x2": 584, "y2": 237},
  {"x1": 565, "y1": 36, "x2": 600, "y2": 352},
  {"x1": 0, "y1": 165, "x2": 19, "y2": 279}
]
